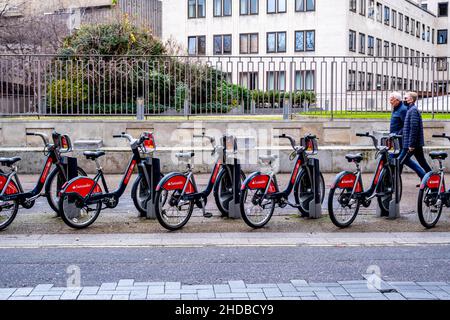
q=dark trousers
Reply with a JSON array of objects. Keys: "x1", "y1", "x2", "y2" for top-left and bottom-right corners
[{"x1": 398, "y1": 147, "x2": 432, "y2": 179}]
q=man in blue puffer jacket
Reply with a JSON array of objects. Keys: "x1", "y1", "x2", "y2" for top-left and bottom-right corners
[{"x1": 398, "y1": 92, "x2": 432, "y2": 180}]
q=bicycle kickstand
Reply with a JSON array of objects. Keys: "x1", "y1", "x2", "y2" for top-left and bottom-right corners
[{"x1": 199, "y1": 199, "x2": 213, "y2": 219}]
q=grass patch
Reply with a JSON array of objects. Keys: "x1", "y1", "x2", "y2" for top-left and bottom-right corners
[{"x1": 297, "y1": 111, "x2": 450, "y2": 120}]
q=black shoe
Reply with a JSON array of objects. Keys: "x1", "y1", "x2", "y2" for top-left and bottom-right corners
[{"x1": 203, "y1": 212, "x2": 213, "y2": 218}]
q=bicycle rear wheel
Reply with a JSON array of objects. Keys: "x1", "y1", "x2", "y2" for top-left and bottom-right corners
[
  {"x1": 328, "y1": 186, "x2": 360, "y2": 228},
  {"x1": 377, "y1": 170, "x2": 402, "y2": 216},
  {"x1": 154, "y1": 188, "x2": 194, "y2": 231},
  {"x1": 418, "y1": 186, "x2": 443, "y2": 229},
  {"x1": 239, "y1": 187, "x2": 275, "y2": 229},
  {"x1": 214, "y1": 168, "x2": 246, "y2": 217},
  {"x1": 0, "y1": 199, "x2": 19, "y2": 231},
  {"x1": 59, "y1": 194, "x2": 102, "y2": 229}
]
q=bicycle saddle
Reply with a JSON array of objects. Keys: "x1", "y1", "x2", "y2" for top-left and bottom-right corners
[
  {"x1": 0, "y1": 157, "x2": 21, "y2": 167},
  {"x1": 259, "y1": 155, "x2": 279, "y2": 163},
  {"x1": 176, "y1": 152, "x2": 195, "y2": 159},
  {"x1": 83, "y1": 151, "x2": 106, "y2": 161},
  {"x1": 430, "y1": 151, "x2": 448, "y2": 160},
  {"x1": 345, "y1": 153, "x2": 364, "y2": 163}
]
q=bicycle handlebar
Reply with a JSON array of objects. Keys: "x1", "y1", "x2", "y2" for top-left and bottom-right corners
[
  {"x1": 356, "y1": 132, "x2": 378, "y2": 150},
  {"x1": 433, "y1": 133, "x2": 450, "y2": 141},
  {"x1": 113, "y1": 132, "x2": 134, "y2": 143},
  {"x1": 274, "y1": 134, "x2": 297, "y2": 151},
  {"x1": 26, "y1": 132, "x2": 50, "y2": 146},
  {"x1": 193, "y1": 133, "x2": 216, "y2": 146}
]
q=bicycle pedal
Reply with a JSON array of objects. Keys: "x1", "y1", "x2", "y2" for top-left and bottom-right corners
[{"x1": 203, "y1": 212, "x2": 213, "y2": 218}]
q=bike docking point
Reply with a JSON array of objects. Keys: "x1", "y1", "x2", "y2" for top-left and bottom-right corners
[
  {"x1": 308, "y1": 158, "x2": 323, "y2": 219},
  {"x1": 223, "y1": 135, "x2": 242, "y2": 220},
  {"x1": 388, "y1": 157, "x2": 401, "y2": 220},
  {"x1": 144, "y1": 157, "x2": 162, "y2": 220}
]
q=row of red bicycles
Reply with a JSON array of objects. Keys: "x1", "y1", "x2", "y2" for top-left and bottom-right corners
[{"x1": 0, "y1": 130, "x2": 448, "y2": 231}]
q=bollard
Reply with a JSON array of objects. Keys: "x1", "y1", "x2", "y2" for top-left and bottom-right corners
[
  {"x1": 283, "y1": 98, "x2": 290, "y2": 121},
  {"x1": 136, "y1": 97, "x2": 145, "y2": 120},
  {"x1": 251, "y1": 100, "x2": 256, "y2": 114},
  {"x1": 184, "y1": 99, "x2": 190, "y2": 117}
]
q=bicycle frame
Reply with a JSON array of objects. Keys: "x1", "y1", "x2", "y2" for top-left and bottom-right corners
[
  {"x1": 0, "y1": 146, "x2": 64, "y2": 203},
  {"x1": 72, "y1": 146, "x2": 142, "y2": 206}
]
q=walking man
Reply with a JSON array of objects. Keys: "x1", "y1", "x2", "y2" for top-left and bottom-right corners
[
  {"x1": 389, "y1": 92, "x2": 408, "y2": 136},
  {"x1": 398, "y1": 92, "x2": 432, "y2": 180}
]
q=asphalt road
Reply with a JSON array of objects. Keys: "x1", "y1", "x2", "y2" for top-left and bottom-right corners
[{"x1": 1, "y1": 245, "x2": 450, "y2": 288}]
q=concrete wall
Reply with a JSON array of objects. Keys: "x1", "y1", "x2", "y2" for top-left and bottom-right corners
[{"x1": 1, "y1": 119, "x2": 450, "y2": 174}]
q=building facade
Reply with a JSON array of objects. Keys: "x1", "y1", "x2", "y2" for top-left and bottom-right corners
[{"x1": 162, "y1": 0, "x2": 450, "y2": 112}]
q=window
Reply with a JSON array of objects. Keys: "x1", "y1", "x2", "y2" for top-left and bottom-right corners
[
  {"x1": 410, "y1": 49, "x2": 414, "y2": 66},
  {"x1": 376, "y1": 2, "x2": 382, "y2": 22},
  {"x1": 392, "y1": 10, "x2": 397, "y2": 28},
  {"x1": 384, "y1": 6, "x2": 390, "y2": 25},
  {"x1": 416, "y1": 21, "x2": 421, "y2": 38},
  {"x1": 399, "y1": 13, "x2": 403, "y2": 31},
  {"x1": 359, "y1": 33, "x2": 366, "y2": 54},
  {"x1": 295, "y1": 71, "x2": 315, "y2": 91},
  {"x1": 376, "y1": 38, "x2": 382, "y2": 57},
  {"x1": 405, "y1": 16, "x2": 409, "y2": 34},
  {"x1": 295, "y1": 31, "x2": 315, "y2": 52},
  {"x1": 368, "y1": 0, "x2": 375, "y2": 19},
  {"x1": 384, "y1": 41, "x2": 389, "y2": 59},
  {"x1": 348, "y1": 70, "x2": 356, "y2": 91},
  {"x1": 305, "y1": 30, "x2": 315, "y2": 51},
  {"x1": 240, "y1": 33, "x2": 258, "y2": 54},
  {"x1": 368, "y1": 36, "x2": 374, "y2": 56},
  {"x1": 349, "y1": 30, "x2": 357, "y2": 52},
  {"x1": 398, "y1": 45, "x2": 403, "y2": 62},
  {"x1": 214, "y1": 35, "x2": 232, "y2": 55},
  {"x1": 432, "y1": 29, "x2": 435, "y2": 44},
  {"x1": 405, "y1": 47, "x2": 409, "y2": 64},
  {"x1": 350, "y1": 0, "x2": 357, "y2": 12},
  {"x1": 427, "y1": 26, "x2": 431, "y2": 42},
  {"x1": 296, "y1": 0, "x2": 315, "y2": 11},
  {"x1": 267, "y1": 32, "x2": 286, "y2": 53},
  {"x1": 267, "y1": 71, "x2": 286, "y2": 91},
  {"x1": 240, "y1": 72, "x2": 259, "y2": 90},
  {"x1": 188, "y1": 36, "x2": 206, "y2": 55},
  {"x1": 367, "y1": 73, "x2": 373, "y2": 90},
  {"x1": 214, "y1": 0, "x2": 232, "y2": 16},
  {"x1": 391, "y1": 43, "x2": 396, "y2": 61},
  {"x1": 422, "y1": 24, "x2": 426, "y2": 40},
  {"x1": 411, "y1": 19, "x2": 415, "y2": 36},
  {"x1": 188, "y1": 0, "x2": 205, "y2": 18},
  {"x1": 240, "y1": 0, "x2": 258, "y2": 15},
  {"x1": 438, "y1": 29, "x2": 448, "y2": 44},
  {"x1": 267, "y1": 0, "x2": 286, "y2": 13},
  {"x1": 359, "y1": 0, "x2": 366, "y2": 15},
  {"x1": 358, "y1": 72, "x2": 366, "y2": 91},
  {"x1": 438, "y1": 2, "x2": 449, "y2": 17}
]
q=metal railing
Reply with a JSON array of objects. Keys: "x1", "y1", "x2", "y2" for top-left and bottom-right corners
[{"x1": 0, "y1": 54, "x2": 449, "y2": 118}]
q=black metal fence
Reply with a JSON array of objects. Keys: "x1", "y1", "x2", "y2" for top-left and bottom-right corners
[{"x1": 0, "y1": 54, "x2": 448, "y2": 117}]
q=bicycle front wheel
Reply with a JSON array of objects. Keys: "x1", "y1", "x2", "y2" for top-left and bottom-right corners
[
  {"x1": 154, "y1": 188, "x2": 194, "y2": 231},
  {"x1": 239, "y1": 187, "x2": 275, "y2": 229},
  {"x1": 214, "y1": 168, "x2": 246, "y2": 217},
  {"x1": 377, "y1": 170, "x2": 402, "y2": 216},
  {"x1": 328, "y1": 186, "x2": 360, "y2": 228},
  {"x1": 294, "y1": 171, "x2": 326, "y2": 217},
  {"x1": 59, "y1": 194, "x2": 102, "y2": 229},
  {"x1": 418, "y1": 186, "x2": 443, "y2": 229}
]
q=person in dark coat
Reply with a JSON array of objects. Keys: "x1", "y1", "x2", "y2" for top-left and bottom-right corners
[
  {"x1": 389, "y1": 92, "x2": 408, "y2": 136},
  {"x1": 398, "y1": 92, "x2": 432, "y2": 180}
]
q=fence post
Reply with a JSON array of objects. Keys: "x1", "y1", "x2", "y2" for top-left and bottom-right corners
[
  {"x1": 251, "y1": 99, "x2": 256, "y2": 114},
  {"x1": 283, "y1": 97, "x2": 290, "y2": 121},
  {"x1": 136, "y1": 97, "x2": 145, "y2": 120},
  {"x1": 183, "y1": 99, "x2": 190, "y2": 118}
]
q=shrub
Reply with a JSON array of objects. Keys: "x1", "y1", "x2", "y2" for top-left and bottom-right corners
[{"x1": 47, "y1": 79, "x2": 88, "y2": 113}]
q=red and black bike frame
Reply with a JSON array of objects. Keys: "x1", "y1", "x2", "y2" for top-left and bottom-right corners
[
  {"x1": 241, "y1": 146, "x2": 312, "y2": 205},
  {"x1": 0, "y1": 135, "x2": 66, "y2": 204},
  {"x1": 62, "y1": 145, "x2": 144, "y2": 206},
  {"x1": 332, "y1": 148, "x2": 393, "y2": 200},
  {"x1": 156, "y1": 158, "x2": 225, "y2": 205}
]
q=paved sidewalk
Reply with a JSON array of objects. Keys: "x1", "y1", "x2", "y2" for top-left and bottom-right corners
[
  {"x1": 2, "y1": 232, "x2": 450, "y2": 248},
  {"x1": 1, "y1": 280, "x2": 449, "y2": 300}
]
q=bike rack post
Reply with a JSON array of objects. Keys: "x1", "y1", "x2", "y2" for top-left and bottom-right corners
[
  {"x1": 59, "y1": 156, "x2": 79, "y2": 217},
  {"x1": 223, "y1": 135, "x2": 242, "y2": 219},
  {"x1": 145, "y1": 157, "x2": 162, "y2": 219},
  {"x1": 388, "y1": 157, "x2": 401, "y2": 219},
  {"x1": 308, "y1": 158, "x2": 323, "y2": 219}
]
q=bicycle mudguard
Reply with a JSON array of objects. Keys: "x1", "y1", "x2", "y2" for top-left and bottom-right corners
[
  {"x1": 0, "y1": 174, "x2": 19, "y2": 195},
  {"x1": 60, "y1": 177, "x2": 103, "y2": 198},
  {"x1": 420, "y1": 172, "x2": 445, "y2": 192},
  {"x1": 241, "y1": 172, "x2": 277, "y2": 193},
  {"x1": 331, "y1": 171, "x2": 362, "y2": 193},
  {"x1": 156, "y1": 172, "x2": 195, "y2": 193}
]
